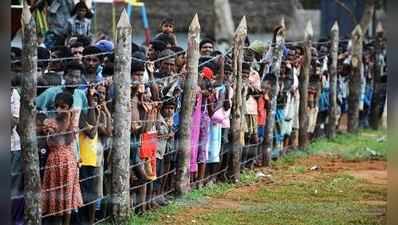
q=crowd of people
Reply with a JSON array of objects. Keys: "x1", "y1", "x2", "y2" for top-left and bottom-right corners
[{"x1": 11, "y1": 1, "x2": 387, "y2": 225}]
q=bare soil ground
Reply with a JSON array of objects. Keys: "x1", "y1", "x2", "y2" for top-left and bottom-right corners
[{"x1": 159, "y1": 155, "x2": 387, "y2": 225}]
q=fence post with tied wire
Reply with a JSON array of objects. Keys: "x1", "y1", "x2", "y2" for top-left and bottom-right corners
[
  {"x1": 20, "y1": 3, "x2": 41, "y2": 225},
  {"x1": 111, "y1": 9, "x2": 132, "y2": 224}
]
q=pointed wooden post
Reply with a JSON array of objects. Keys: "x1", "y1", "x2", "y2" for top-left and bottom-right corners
[
  {"x1": 228, "y1": 16, "x2": 247, "y2": 182},
  {"x1": 327, "y1": 21, "x2": 339, "y2": 139},
  {"x1": 298, "y1": 21, "x2": 313, "y2": 149},
  {"x1": 20, "y1": 2, "x2": 41, "y2": 224},
  {"x1": 176, "y1": 14, "x2": 200, "y2": 195},
  {"x1": 348, "y1": 25, "x2": 363, "y2": 133},
  {"x1": 370, "y1": 22, "x2": 384, "y2": 130},
  {"x1": 111, "y1": 9, "x2": 132, "y2": 223},
  {"x1": 263, "y1": 20, "x2": 285, "y2": 163}
]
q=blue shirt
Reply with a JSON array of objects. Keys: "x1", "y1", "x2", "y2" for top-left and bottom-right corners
[{"x1": 36, "y1": 86, "x2": 89, "y2": 116}]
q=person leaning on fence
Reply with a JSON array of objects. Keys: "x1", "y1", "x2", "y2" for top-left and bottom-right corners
[
  {"x1": 36, "y1": 62, "x2": 89, "y2": 161},
  {"x1": 241, "y1": 61, "x2": 261, "y2": 168},
  {"x1": 194, "y1": 68, "x2": 213, "y2": 187},
  {"x1": 153, "y1": 97, "x2": 176, "y2": 207},
  {"x1": 93, "y1": 83, "x2": 113, "y2": 218},
  {"x1": 41, "y1": 91, "x2": 83, "y2": 225},
  {"x1": 129, "y1": 52, "x2": 161, "y2": 213},
  {"x1": 205, "y1": 65, "x2": 227, "y2": 184},
  {"x1": 77, "y1": 78, "x2": 105, "y2": 225}
]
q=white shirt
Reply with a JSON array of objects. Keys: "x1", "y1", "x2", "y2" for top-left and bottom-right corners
[{"x1": 11, "y1": 88, "x2": 21, "y2": 152}]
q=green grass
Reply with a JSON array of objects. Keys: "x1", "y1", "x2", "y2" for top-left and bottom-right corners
[
  {"x1": 180, "y1": 172, "x2": 386, "y2": 225},
  {"x1": 102, "y1": 130, "x2": 387, "y2": 225},
  {"x1": 272, "y1": 129, "x2": 387, "y2": 168},
  {"x1": 124, "y1": 169, "x2": 259, "y2": 225}
]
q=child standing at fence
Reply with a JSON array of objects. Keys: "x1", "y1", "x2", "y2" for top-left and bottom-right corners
[
  {"x1": 154, "y1": 98, "x2": 176, "y2": 206},
  {"x1": 41, "y1": 91, "x2": 83, "y2": 225},
  {"x1": 78, "y1": 83, "x2": 103, "y2": 225}
]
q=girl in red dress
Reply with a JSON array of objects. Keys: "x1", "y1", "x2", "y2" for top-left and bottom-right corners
[{"x1": 41, "y1": 92, "x2": 83, "y2": 225}]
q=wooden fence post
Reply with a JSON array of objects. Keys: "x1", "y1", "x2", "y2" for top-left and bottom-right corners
[
  {"x1": 348, "y1": 25, "x2": 363, "y2": 133},
  {"x1": 298, "y1": 21, "x2": 313, "y2": 149},
  {"x1": 111, "y1": 9, "x2": 132, "y2": 223},
  {"x1": 20, "y1": 3, "x2": 41, "y2": 225},
  {"x1": 327, "y1": 21, "x2": 339, "y2": 139},
  {"x1": 263, "y1": 20, "x2": 285, "y2": 163},
  {"x1": 229, "y1": 16, "x2": 247, "y2": 182},
  {"x1": 175, "y1": 14, "x2": 200, "y2": 195},
  {"x1": 370, "y1": 22, "x2": 384, "y2": 130}
]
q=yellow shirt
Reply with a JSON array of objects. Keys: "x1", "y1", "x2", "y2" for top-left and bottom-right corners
[{"x1": 79, "y1": 132, "x2": 98, "y2": 167}]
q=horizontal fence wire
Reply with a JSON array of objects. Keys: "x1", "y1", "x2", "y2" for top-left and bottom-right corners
[{"x1": 12, "y1": 25, "x2": 385, "y2": 224}]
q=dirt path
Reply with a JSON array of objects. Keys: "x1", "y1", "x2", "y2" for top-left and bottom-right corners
[{"x1": 159, "y1": 156, "x2": 387, "y2": 225}]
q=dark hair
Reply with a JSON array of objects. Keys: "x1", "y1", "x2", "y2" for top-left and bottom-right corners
[
  {"x1": 71, "y1": 1, "x2": 93, "y2": 18},
  {"x1": 131, "y1": 51, "x2": 146, "y2": 73},
  {"x1": 199, "y1": 38, "x2": 214, "y2": 49},
  {"x1": 11, "y1": 47, "x2": 22, "y2": 59},
  {"x1": 242, "y1": 62, "x2": 251, "y2": 72},
  {"x1": 161, "y1": 17, "x2": 175, "y2": 26},
  {"x1": 38, "y1": 47, "x2": 50, "y2": 69},
  {"x1": 83, "y1": 46, "x2": 103, "y2": 61},
  {"x1": 64, "y1": 61, "x2": 85, "y2": 75},
  {"x1": 170, "y1": 46, "x2": 184, "y2": 56},
  {"x1": 43, "y1": 72, "x2": 63, "y2": 86},
  {"x1": 11, "y1": 73, "x2": 22, "y2": 87},
  {"x1": 161, "y1": 97, "x2": 176, "y2": 108},
  {"x1": 154, "y1": 33, "x2": 176, "y2": 47},
  {"x1": 70, "y1": 41, "x2": 84, "y2": 49},
  {"x1": 36, "y1": 112, "x2": 47, "y2": 123},
  {"x1": 55, "y1": 91, "x2": 74, "y2": 109},
  {"x1": 75, "y1": 35, "x2": 91, "y2": 47},
  {"x1": 132, "y1": 42, "x2": 146, "y2": 55},
  {"x1": 50, "y1": 46, "x2": 72, "y2": 59},
  {"x1": 150, "y1": 39, "x2": 167, "y2": 52}
]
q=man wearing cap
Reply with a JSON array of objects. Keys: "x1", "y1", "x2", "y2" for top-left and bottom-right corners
[{"x1": 247, "y1": 40, "x2": 268, "y2": 75}]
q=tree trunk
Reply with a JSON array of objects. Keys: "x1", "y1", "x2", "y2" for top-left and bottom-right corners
[
  {"x1": 229, "y1": 17, "x2": 247, "y2": 182},
  {"x1": 175, "y1": 14, "x2": 200, "y2": 195},
  {"x1": 359, "y1": 0, "x2": 375, "y2": 35},
  {"x1": 327, "y1": 22, "x2": 339, "y2": 139},
  {"x1": 111, "y1": 9, "x2": 132, "y2": 223},
  {"x1": 20, "y1": 4, "x2": 41, "y2": 225},
  {"x1": 298, "y1": 21, "x2": 313, "y2": 149},
  {"x1": 214, "y1": 0, "x2": 235, "y2": 48},
  {"x1": 348, "y1": 25, "x2": 363, "y2": 133},
  {"x1": 263, "y1": 23, "x2": 285, "y2": 160},
  {"x1": 370, "y1": 26, "x2": 384, "y2": 130}
]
